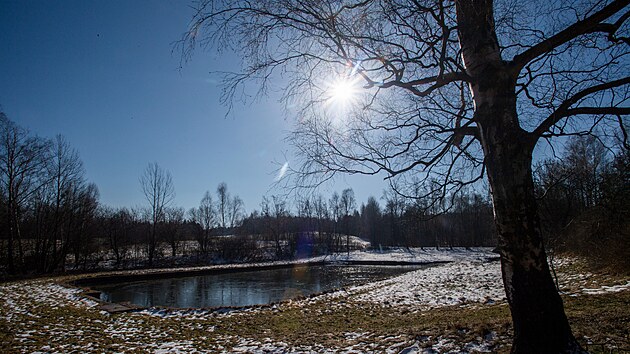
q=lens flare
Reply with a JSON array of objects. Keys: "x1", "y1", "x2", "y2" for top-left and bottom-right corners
[
  {"x1": 274, "y1": 162, "x2": 289, "y2": 181},
  {"x1": 328, "y1": 77, "x2": 360, "y2": 105}
]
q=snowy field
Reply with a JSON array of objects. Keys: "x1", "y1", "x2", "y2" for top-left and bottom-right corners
[{"x1": 1, "y1": 248, "x2": 628, "y2": 353}]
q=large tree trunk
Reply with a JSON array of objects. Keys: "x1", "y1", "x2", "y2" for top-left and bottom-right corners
[
  {"x1": 483, "y1": 126, "x2": 584, "y2": 352},
  {"x1": 456, "y1": 0, "x2": 584, "y2": 352}
]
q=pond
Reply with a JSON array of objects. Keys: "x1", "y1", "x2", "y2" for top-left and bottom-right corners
[{"x1": 93, "y1": 264, "x2": 425, "y2": 308}]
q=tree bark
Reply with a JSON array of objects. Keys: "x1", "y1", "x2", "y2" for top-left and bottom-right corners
[
  {"x1": 480, "y1": 79, "x2": 584, "y2": 351},
  {"x1": 483, "y1": 124, "x2": 584, "y2": 352},
  {"x1": 456, "y1": 0, "x2": 585, "y2": 352}
]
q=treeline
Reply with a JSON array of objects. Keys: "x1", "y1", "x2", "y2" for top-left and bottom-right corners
[
  {"x1": 535, "y1": 136, "x2": 630, "y2": 270},
  {"x1": 241, "y1": 188, "x2": 497, "y2": 258},
  {"x1": 2, "y1": 112, "x2": 625, "y2": 275},
  {"x1": 0, "y1": 114, "x2": 496, "y2": 276},
  {"x1": 0, "y1": 113, "x2": 99, "y2": 274}
]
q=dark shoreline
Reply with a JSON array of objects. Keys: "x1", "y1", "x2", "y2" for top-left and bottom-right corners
[{"x1": 70, "y1": 259, "x2": 452, "y2": 287}]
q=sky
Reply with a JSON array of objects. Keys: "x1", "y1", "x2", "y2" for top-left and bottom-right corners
[{"x1": 0, "y1": 0, "x2": 387, "y2": 213}]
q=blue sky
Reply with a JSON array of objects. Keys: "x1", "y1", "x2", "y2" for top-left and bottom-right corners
[{"x1": 0, "y1": 0, "x2": 387, "y2": 212}]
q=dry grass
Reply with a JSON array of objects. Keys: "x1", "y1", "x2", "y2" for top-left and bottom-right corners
[{"x1": 1, "y1": 259, "x2": 628, "y2": 352}]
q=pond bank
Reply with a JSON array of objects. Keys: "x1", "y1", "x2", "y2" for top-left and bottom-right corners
[
  {"x1": 1, "y1": 249, "x2": 626, "y2": 352},
  {"x1": 70, "y1": 248, "x2": 475, "y2": 313}
]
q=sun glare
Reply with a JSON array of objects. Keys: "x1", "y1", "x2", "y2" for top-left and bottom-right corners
[{"x1": 328, "y1": 77, "x2": 360, "y2": 105}]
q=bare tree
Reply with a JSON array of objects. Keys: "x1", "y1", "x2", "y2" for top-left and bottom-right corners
[
  {"x1": 565, "y1": 135, "x2": 609, "y2": 209},
  {"x1": 261, "y1": 195, "x2": 289, "y2": 258},
  {"x1": 328, "y1": 191, "x2": 342, "y2": 250},
  {"x1": 164, "y1": 206, "x2": 185, "y2": 258},
  {"x1": 68, "y1": 182, "x2": 99, "y2": 271},
  {"x1": 297, "y1": 195, "x2": 316, "y2": 237},
  {"x1": 361, "y1": 196, "x2": 383, "y2": 248},
  {"x1": 216, "y1": 182, "x2": 229, "y2": 231},
  {"x1": 41, "y1": 135, "x2": 87, "y2": 272},
  {"x1": 229, "y1": 195, "x2": 244, "y2": 228},
  {"x1": 296, "y1": 196, "x2": 312, "y2": 219},
  {"x1": 313, "y1": 194, "x2": 329, "y2": 239},
  {"x1": 140, "y1": 162, "x2": 175, "y2": 266},
  {"x1": 191, "y1": 190, "x2": 216, "y2": 254},
  {"x1": 383, "y1": 186, "x2": 407, "y2": 247},
  {"x1": 0, "y1": 113, "x2": 50, "y2": 273},
  {"x1": 340, "y1": 188, "x2": 356, "y2": 255},
  {"x1": 182, "y1": 0, "x2": 629, "y2": 350},
  {"x1": 101, "y1": 206, "x2": 134, "y2": 268},
  {"x1": 215, "y1": 182, "x2": 244, "y2": 231}
]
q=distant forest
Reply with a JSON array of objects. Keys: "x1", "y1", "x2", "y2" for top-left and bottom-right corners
[{"x1": 1, "y1": 113, "x2": 628, "y2": 276}]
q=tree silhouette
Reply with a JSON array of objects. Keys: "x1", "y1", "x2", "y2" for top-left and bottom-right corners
[
  {"x1": 181, "y1": 0, "x2": 629, "y2": 351},
  {"x1": 140, "y1": 162, "x2": 174, "y2": 266},
  {"x1": 0, "y1": 113, "x2": 50, "y2": 273}
]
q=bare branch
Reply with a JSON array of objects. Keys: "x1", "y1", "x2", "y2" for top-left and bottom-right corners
[
  {"x1": 511, "y1": 0, "x2": 629, "y2": 73},
  {"x1": 533, "y1": 77, "x2": 630, "y2": 137}
]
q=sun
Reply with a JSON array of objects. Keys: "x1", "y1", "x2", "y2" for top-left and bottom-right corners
[{"x1": 327, "y1": 76, "x2": 360, "y2": 105}]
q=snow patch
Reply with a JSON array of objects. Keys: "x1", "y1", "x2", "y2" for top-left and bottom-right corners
[
  {"x1": 350, "y1": 261, "x2": 505, "y2": 308},
  {"x1": 582, "y1": 281, "x2": 630, "y2": 295},
  {"x1": 2, "y1": 250, "x2": 626, "y2": 353}
]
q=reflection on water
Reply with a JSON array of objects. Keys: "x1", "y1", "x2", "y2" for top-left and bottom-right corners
[{"x1": 95, "y1": 264, "x2": 422, "y2": 308}]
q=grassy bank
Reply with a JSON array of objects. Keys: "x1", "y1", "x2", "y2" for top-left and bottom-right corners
[{"x1": 1, "y1": 256, "x2": 628, "y2": 352}]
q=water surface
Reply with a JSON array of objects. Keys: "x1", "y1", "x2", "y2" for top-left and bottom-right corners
[{"x1": 95, "y1": 264, "x2": 423, "y2": 308}]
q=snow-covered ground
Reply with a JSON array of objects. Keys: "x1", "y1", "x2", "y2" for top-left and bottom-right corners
[
  {"x1": 1, "y1": 248, "x2": 628, "y2": 353},
  {"x1": 317, "y1": 247, "x2": 497, "y2": 264},
  {"x1": 350, "y1": 260, "x2": 504, "y2": 308}
]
